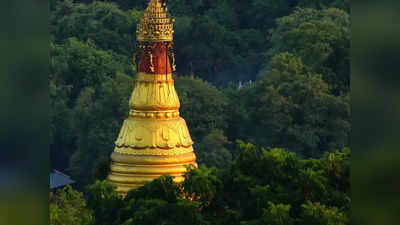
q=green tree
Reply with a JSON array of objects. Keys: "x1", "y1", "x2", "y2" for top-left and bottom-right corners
[
  {"x1": 222, "y1": 81, "x2": 257, "y2": 144},
  {"x1": 175, "y1": 77, "x2": 228, "y2": 142},
  {"x1": 50, "y1": 38, "x2": 129, "y2": 102},
  {"x1": 86, "y1": 181, "x2": 124, "y2": 225},
  {"x1": 300, "y1": 201, "x2": 348, "y2": 225},
  {"x1": 50, "y1": 38, "x2": 134, "y2": 186},
  {"x1": 120, "y1": 176, "x2": 208, "y2": 225},
  {"x1": 49, "y1": 1, "x2": 351, "y2": 224},
  {"x1": 50, "y1": 65, "x2": 75, "y2": 170},
  {"x1": 226, "y1": 52, "x2": 350, "y2": 157},
  {"x1": 174, "y1": 15, "x2": 238, "y2": 82},
  {"x1": 182, "y1": 165, "x2": 222, "y2": 208},
  {"x1": 255, "y1": 52, "x2": 350, "y2": 156},
  {"x1": 78, "y1": 144, "x2": 350, "y2": 225},
  {"x1": 242, "y1": 202, "x2": 294, "y2": 225},
  {"x1": 69, "y1": 72, "x2": 133, "y2": 187},
  {"x1": 196, "y1": 129, "x2": 232, "y2": 168},
  {"x1": 269, "y1": 8, "x2": 350, "y2": 95},
  {"x1": 169, "y1": 0, "x2": 272, "y2": 83},
  {"x1": 298, "y1": 0, "x2": 350, "y2": 11},
  {"x1": 51, "y1": 0, "x2": 140, "y2": 58},
  {"x1": 218, "y1": 142, "x2": 349, "y2": 224},
  {"x1": 50, "y1": 185, "x2": 93, "y2": 225}
]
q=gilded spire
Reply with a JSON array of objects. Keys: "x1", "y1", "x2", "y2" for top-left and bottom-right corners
[
  {"x1": 137, "y1": 0, "x2": 174, "y2": 42},
  {"x1": 107, "y1": 0, "x2": 197, "y2": 196}
]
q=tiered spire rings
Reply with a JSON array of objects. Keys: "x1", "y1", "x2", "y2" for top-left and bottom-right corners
[
  {"x1": 136, "y1": 0, "x2": 174, "y2": 42},
  {"x1": 107, "y1": 0, "x2": 197, "y2": 196}
]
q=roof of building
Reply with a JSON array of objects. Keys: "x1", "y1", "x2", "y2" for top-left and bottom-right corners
[{"x1": 50, "y1": 170, "x2": 75, "y2": 189}]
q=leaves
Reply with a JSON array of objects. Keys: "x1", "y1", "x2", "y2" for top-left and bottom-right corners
[
  {"x1": 86, "y1": 181, "x2": 124, "y2": 225},
  {"x1": 70, "y1": 146, "x2": 350, "y2": 225},
  {"x1": 196, "y1": 129, "x2": 232, "y2": 168},
  {"x1": 50, "y1": 38, "x2": 134, "y2": 186},
  {"x1": 175, "y1": 77, "x2": 228, "y2": 141},
  {"x1": 50, "y1": 185, "x2": 94, "y2": 225},
  {"x1": 269, "y1": 7, "x2": 350, "y2": 95},
  {"x1": 49, "y1": 3, "x2": 351, "y2": 225},
  {"x1": 300, "y1": 201, "x2": 348, "y2": 225}
]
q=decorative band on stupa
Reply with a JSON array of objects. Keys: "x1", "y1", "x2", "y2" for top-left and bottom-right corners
[
  {"x1": 107, "y1": 0, "x2": 197, "y2": 195},
  {"x1": 136, "y1": 0, "x2": 174, "y2": 42}
]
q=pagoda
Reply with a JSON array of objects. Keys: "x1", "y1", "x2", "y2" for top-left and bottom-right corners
[{"x1": 107, "y1": 0, "x2": 197, "y2": 195}]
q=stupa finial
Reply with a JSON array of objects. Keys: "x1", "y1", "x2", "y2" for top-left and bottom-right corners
[
  {"x1": 107, "y1": 0, "x2": 197, "y2": 196},
  {"x1": 136, "y1": 0, "x2": 174, "y2": 42}
]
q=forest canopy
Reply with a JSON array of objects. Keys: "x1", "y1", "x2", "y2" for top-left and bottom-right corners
[
  {"x1": 50, "y1": 0, "x2": 350, "y2": 182},
  {"x1": 51, "y1": 144, "x2": 350, "y2": 225},
  {"x1": 50, "y1": 0, "x2": 350, "y2": 224}
]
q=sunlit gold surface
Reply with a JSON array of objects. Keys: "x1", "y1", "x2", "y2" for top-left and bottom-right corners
[
  {"x1": 108, "y1": 151, "x2": 196, "y2": 195},
  {"x1": 129, "y1": 73, "x2": 180, "y2": 110},
  {"x1": 137, "y1": 0, "x2": 174, "y2": 42},
  {"x1": 108, "y1": 72, "x2": 197, "y2": 195},
  {"x1": 107, "y1": 0, "x2": 197, "y2": 195}
]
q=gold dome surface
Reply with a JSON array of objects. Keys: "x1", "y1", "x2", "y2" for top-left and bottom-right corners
[{"x1": 107, "y1": 0, "x2": 197, "y2": 196}]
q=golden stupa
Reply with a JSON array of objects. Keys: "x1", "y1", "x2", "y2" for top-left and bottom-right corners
[{"x1": 107, "y1": 0, "x2": 197, "y2": 195}]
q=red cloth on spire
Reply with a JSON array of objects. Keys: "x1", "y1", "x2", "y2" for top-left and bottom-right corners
[{"x1": 139, "y1": 43, "x2": 171, "y2": 74}]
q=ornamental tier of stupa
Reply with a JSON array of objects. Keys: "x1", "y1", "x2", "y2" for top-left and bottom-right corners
[{"x1": 107, "y1": 0, "x2": 197, "y2": 195}]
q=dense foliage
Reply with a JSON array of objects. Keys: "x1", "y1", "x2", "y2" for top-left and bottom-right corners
[
  {"x1": 50, "y1": 0, "x2": 350, "y2": 196},
  {"x1": 50, "y1": 185, "x2": 93, "y2": 225},
  {"x1": 50, "y1": 143, "x2": 350, "y2": 225},
  {"x1": 224, "y1": 52, "x2": 350, "y2": 157},
  {"x1": 50, "y1": 1, "x2": 351, "y2": 223}
]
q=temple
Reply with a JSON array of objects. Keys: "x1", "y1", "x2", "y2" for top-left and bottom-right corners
[{"x1": 107, "y1": 0, "x2": 197, "y2": 195}]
